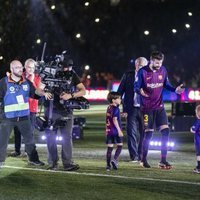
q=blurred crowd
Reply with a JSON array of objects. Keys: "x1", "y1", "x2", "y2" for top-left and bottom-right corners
[
  {"x1": 169, "y1": 67, "x2": 200, "y2": 88},
  {"x1": 1, "y1": 0, "x2": 200, "y2": 89},
  {"x1": 80, "y1": 71, "x2": 116, "y2": 89}
]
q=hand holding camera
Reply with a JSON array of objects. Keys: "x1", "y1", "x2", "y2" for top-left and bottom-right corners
[{"x1": 60, "y1": 92, "x2": 73, "y2": 101}]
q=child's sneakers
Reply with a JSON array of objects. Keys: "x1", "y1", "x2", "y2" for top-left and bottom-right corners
[
  {"x1": 106, "y1": 165, "x2": 111, "y2": 171},
  {"x1": 111, "y1": 160, "x2": 118, "y2": 170},
  {"x1": 158, "y1": 161, "x2": 172, "y2": 170},
  {"x1": 193, "y1": 167, "x2": 200, "y2": 174}
]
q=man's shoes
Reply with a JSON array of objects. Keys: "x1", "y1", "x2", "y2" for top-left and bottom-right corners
[
  {"x1": 28, "y1": 160, "x2": 45, "y2": 166},
  {"x1": 130, "y1": 157, "x2": 140, "y2": 163},
  {"x1": 140, "y1": 161, "x2": 151, "y2": 168},
  {"x1": 8, "y1": 151, "x2": 21, "y2": 157},
  {"x1": 193, "y1": 167, "x2": 200, "y2": 174},
  {"x1": 158, "y1": 161, "x2": 172, "y2": 170},
  {"x1": 63, "y1": 163, "x2": 80, "y2": 171},
  {"x1": 20, "y1": 152, "x2": 28, "y2": 158},
  {"x1": 111, "y1": 160, "x2": 118, "y2": 170},
  {"x1": 47, "y1": 163, "x2": 58, "y2": 171},
  {"x1": 0, "y1": 162, "x2": 4, "y2": 169}
]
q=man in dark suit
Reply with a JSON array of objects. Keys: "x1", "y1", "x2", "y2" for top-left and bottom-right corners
[{"x1": 117, "y1": 57, "x2": 148, "y2": 161}]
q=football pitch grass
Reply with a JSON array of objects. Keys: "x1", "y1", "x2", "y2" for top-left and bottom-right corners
[{"x1": 0, "y1": 104, "x2": 200, "y2": 200}]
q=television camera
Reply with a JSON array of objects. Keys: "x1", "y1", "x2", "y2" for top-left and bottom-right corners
[
  {"x1": 36, "y1": 45, "x2": 89, "y2": 110},
  {"x1": 36, "y1": 50, "x2": 72, "y2": 94},
  {"x1": 35, "y1": 43, "x2": 89, "y2": 131}
]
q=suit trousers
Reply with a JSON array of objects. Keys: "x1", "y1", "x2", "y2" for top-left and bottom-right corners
[{"x1": 126, "y1": 107, "x2": 144, "y2": 160}]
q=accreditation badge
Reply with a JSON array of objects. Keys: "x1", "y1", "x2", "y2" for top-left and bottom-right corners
[{"x1": 16, "y1": 95, "x2": 25, "y2": 104}]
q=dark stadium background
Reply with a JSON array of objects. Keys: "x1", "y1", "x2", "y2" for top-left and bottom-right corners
[{"x1": 0, "y1": 0, "x2": 200, "y2": 88}]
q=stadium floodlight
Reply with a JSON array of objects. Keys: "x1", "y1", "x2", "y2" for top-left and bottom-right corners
[
  {"x1": 95, "y1": 18, "x2": 100, "y2": 23},
  {"x1": 84, "y1": 65, "x2": 90, "y2": 70},
  {"x1": 149, "y1": 140, "x2": 175, "y2": 151},
  {"x1": 56, "y1": 136, "x2": 63, "y2": 141},
  {"x1": 36, "y1": 38, "x2": 41, "y2": 44},
  {"x1": 51, "y1": 5, "x2": 56, "y2": 10},
  {"x1": 41, "y1": 135, "x2": 63, "y2": 141},
  {"x1": 185, "y1": 23, "x2": 191, "y2": 29},
  {"x1": 172, "y1": 29, "x2": 177, "y2": 33},
  {"x1": 76, "y1": 33, "x2": 81, "y2": 38},
  {"x1": 41, "y1": 135, "x2": 46, "y2": 140},
  {"x1": 85, "y1": 2, "x2": 89, "y2": 7},
  {"x1": 144, "y1": 30, "x2": 150, "y2": 35}
]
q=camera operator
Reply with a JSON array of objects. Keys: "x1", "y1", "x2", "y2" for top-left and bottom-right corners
[{"x1": 44, "y1": 59, "x2": 86, "y2": 171}]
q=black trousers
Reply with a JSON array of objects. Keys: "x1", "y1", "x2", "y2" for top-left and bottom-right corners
[
  {"x1": 0, "y1": 116, "x2": 39, "y2": 162},
  {"x1": 14, "y1": 126, "x2": 21, "y2": 153},
  {"x1": 13, "y1": 112, "x2": 36, "y2": 153}
]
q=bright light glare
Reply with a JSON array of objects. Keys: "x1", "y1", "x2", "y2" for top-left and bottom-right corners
[
  {"x1": 95, "y1": 18, "x2": 100, "y2": 23},
  {"x1": 144, "y1": 30, "x2": 149, "y2": 35},
  {"x1": 87, "y1": 75, "x2": 91, "y2": 79},
  {"x1": 51, "y1": 5, "x2": 56, "y2": 10},
  {"x1": 36, "y1": 38, "x2": 41, "y2": 44},
  {"x1": 172, "y1": 29, "x2": 177, "y2": 33},
  {"x1": 85, "y1": 65, "x2": 90, "y2": 70},
  {"x1": 185, "y1": 23, "x2": 191, "y2": 29},
  {"x1": 188, "y1": 12, "x2": 192, "y2": 16},
  {"x1": 150, "y1": 140, "x2": 175, "y2": 148},
  {"x1": 76, "y1": 33, "x2": 81, "y2": 38},
  {"x1": 41, "y1": 135, "x2": 46, "y2": 140},
  {"x1": 85, "y1": 2, "x2": 89, "y2": 6},
  {"x1": 170, "y1": 142, "x2": 175, "y2": 147},
  {"x1": 56, "y1": 136, "x2": 63, "y2": 141}
]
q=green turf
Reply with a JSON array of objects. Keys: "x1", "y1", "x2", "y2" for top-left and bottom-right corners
[
  {"x1": 1, "y1": 103, "x2": 200, "y2": 200},
  {"x1": 1, "y1": 151, "x2": 200, "y2": 200},
  {"x1": 0, "y1": 168, "x2": 199, "y2": 200}
]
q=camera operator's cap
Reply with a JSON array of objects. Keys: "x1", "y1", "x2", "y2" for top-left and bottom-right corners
[{"x1": 63, "y1": 59, "x2": 73, "y2": 68}]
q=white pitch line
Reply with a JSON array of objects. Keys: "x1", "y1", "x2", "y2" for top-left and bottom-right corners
[{"x1": 3, "y1": 165, "x2": 200, "y2": 186}]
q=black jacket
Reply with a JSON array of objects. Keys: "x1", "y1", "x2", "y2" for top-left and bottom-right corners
[{"x1": 117, "y1": 69, "x2": 136, "y2": 113}]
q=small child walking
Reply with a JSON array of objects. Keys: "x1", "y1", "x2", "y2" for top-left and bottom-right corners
[
  {"x1": 190, "y1": 104, "x2": 200, "y2": 174},
  {"x1": 105, "y1": 91, "x2": 123, "y2": 171}
]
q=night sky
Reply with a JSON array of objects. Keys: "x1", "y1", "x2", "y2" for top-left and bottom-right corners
[{"x1": 0, "y1": 0, "x2": 200, "y2": 86}]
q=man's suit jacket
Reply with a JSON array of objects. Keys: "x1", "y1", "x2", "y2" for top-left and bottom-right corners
[{"x1": 117, "y1": 69, "x2": 136, "y2": 114}]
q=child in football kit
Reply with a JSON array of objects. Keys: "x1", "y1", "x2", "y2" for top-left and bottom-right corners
[
  {"x1": 190, "y1": 105, "x2": 200, "y2": 174},
  {"x1": 105, "y1": 91, "x2": 123, "y2": 171}
]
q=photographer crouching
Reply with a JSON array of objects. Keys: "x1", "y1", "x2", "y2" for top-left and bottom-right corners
[{"x1": 43, "y1": 59, "x2": 86, "y2": 171}]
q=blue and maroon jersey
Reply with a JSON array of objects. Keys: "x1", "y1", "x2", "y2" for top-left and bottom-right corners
[
  {"x1": 106, "y1": 105, "x2": 122, "y2": 136},
  {"x1": 191, "y1": 119, "x2": 200, "y2": 134},
  {"x1": 134, "y1": 65, "x2": 176, "y2": 112}
]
